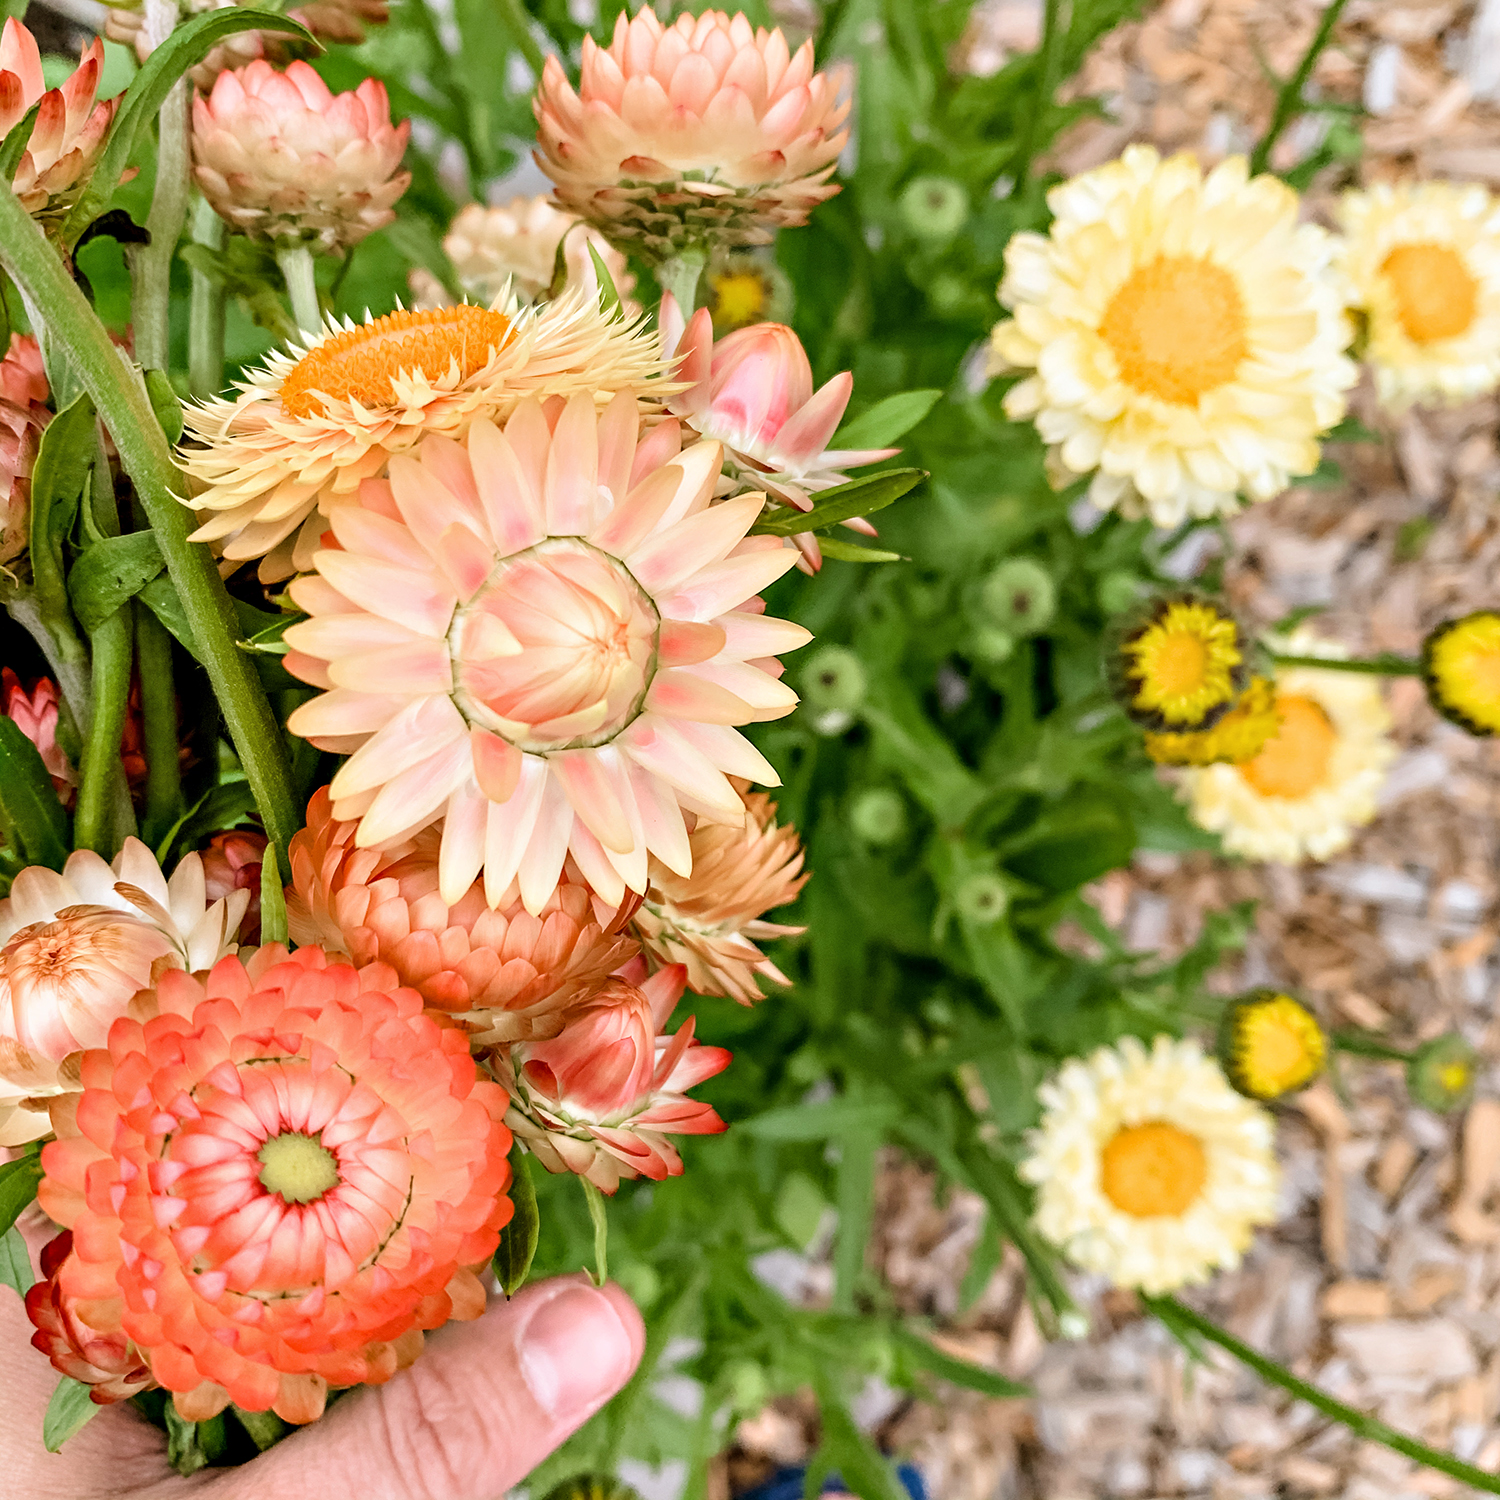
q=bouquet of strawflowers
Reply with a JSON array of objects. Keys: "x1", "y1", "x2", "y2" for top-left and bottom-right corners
[{"x1": 0, "y1": 3, "x2": 927, "y2": 1467}]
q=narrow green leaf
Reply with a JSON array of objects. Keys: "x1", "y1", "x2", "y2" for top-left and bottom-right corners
[
  {"x1": 0, "y1": 101, "x2": 39, "y2": 184},
  {"x1": 0, "y1": 716, "x2": 69, "y2": 869},
  {"x1": 144, "y1": 369, "x2": 184, "y2": 444},
  {"x1": 741, "y1": 1098, "x2": 896, "y2": 1141},
  {"x1": 0, "y1": 1150, "x2": 43, "y2": 1236},
  {"x1": 67, "y1": 530, "x2": 166, "y2": 635},
  {"x1": 138, "y1": 573, "x2": 201, "y2": 661},
  {"x1": 893, "y1": 1326, "x2": 1028, "y2": 1398},
  {"x1": 816, "y1": 536, "x2": 904, "y2": 564},
  {"x1": 834, "y1": 388, "x2": 942, "y2": 449},
  {"x1": 0, "y1": 1223, "x2": 32, "y2": 1298},
  {"x1": 61, "y1": 10, "x2": 317, "y2": 248},
  {"x1": 751, "y1": 468, "x2": 926, "y2": 537},
  {"x1": 832, "y1": 1124, "x2": 877, "y2": 1314},
  {"x1": 259, "y1": 842, "x2": 288, "y2": 946},
  {"x1": 43, "y1": 1376, "x2": 99, "y2": 1452},
  {"x1": 493, "y1": 1147, "x2": 540, "y2": 1295},
  {"x1": 809, "y1": 1371, "x2": 908, "y2": 1500},
  {"x1": 29, "y1": 393, "x2": 97, "y2": 626},
  {"x1": 155, "y1": 778, "x2": 259, "y2": 866},
  {"x1": 587, "y1": 242, "x2": 622, "y2": 317}
]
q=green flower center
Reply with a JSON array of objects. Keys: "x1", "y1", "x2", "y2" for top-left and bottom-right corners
[{"x1": 258, "y1": 1131, "x2": 340, "y2": 1205}]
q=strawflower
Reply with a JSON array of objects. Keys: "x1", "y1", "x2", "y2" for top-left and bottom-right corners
[
  {"x1": 1111, "y1": 595, "x2": 1249, "y2": 732},
  {"x1": 200, "y1": 829, "x2": 269, "y2": 944},
  {"x1": 990, "y1": 146, "x2": 1354, "y2": 527},
  {"x1": 281, "y1": 393, "x2": 810, "y2": 914},
  {"x1": 1423, "y1": 611, "x2": 1500, "y2": 736},
  {"x1": 533, "y1": 9, "x2": 848, "y2": 262},
  {"x1": 37, "y1": 946, "x2": 514, "y2": 1422},
  {"x1": 2, "y1": 667, "x2": 74, "y2": 799},
  {"x1": 632, "y1": 785, "x2": 806, "y2": 1003},
  {"x1": 192, "y1": 60, "x2": 410, "y2": 251},
  {"x1": 179, "y1": 284, "x2": 667, "y2": 580},
  {"x1": 287, "y1": 787, "x2": 637, "y2": 1042},
  {"x1": 0, "y1": 333, "x2": 49, "y2": 564},
  {"x1": 496, "y1": 960, "x2": 730, "y2": 1193}
]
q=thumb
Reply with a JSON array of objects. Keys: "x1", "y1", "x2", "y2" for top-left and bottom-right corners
[{"x1": 192, "y1": 1277, "x2": 645, "y2": 1500}]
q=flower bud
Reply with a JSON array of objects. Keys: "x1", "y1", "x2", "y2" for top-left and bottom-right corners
[
  {"x1": 955, "y1": 872, "x2": 1009, "y2": 924},
  {"x1": 1422, "y1": 611, "x2": 1500, "y2": 736},
  {"x1": 1408, "y1": 1033, "x2": 1479, "y2": 1113},
  {"x1": 1109, "y1": 592, "x2": 1250, "y2": 732},
  {"x1": 540, "y1": 1480, "x2": 643, "y2": 1500},
  {"x1": 899, "y1": 175, "x2": 969, "y2": 241},
  {"x1": 1217, "y1": 990, "x2": 1326, "y2": 1100},
  {"x1": 801, "y1": 645, "x2": 867, "y2": 734},
  {"x1": 971, "y1": 626, "x2": 1016, "y2": 664},
  {"x1": 706, "y1": 251, "x2": 793, "y2": 333},
  {"x1": 0, "y1": 333, "x2": 48, "y2": 564},
  {"x1": 850, "y1": 787, "x2": 906, "y2": 846},
  {"x1": 977, "y1": 558, "x2": 1056, "y2": 637}
]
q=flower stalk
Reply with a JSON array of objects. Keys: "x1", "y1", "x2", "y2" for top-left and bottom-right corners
[
  {"x1": 1248, "y1": 0, "x2": 1351, "y2": 176},
  {"x1": 132, "y1": 81, "x2": 192, "y2": 373},
  {"x1": 1267, "y1": 651, "x2": 1422, "y2": 676},
  {"x1": 276, "y1": 243, "x2": 322, "y2": 337},
  {"x1": 582, "y1": 1177, "x2": 608, "y2": 1289},
  {"x1": 73, "y1": 605, "x2": 134, "y2": 856},
  {"x1": 133, "y1": 602, "x2": 181, "y2": 847},
  {"x1": 187, "y1": 196, "x2": 226, "y2": 400},
  {"x1": 656, "y1": 248, "x2": 706, "y2": 319}
]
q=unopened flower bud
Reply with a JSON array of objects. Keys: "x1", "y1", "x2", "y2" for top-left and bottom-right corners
[
  {"x1": 1422, "y1": 611, "x2": 1500, "y2": 737},
  {"x1": 956, "y1": 872, "x2": 1009, "y2": 924},
  {"x1": 971, "y1": 627, "x2": 1016, "y2": 664},
  {"x1": 978, "y1": 558, "x2": 1056, "y2": 636},
  {"x1": 900, "y1": 175, "x2": 969, "y2": 241},
  {"x1": 850, "y1": 787, "x2": 906, "y2": 846},
  {"x1": 1408, "y1": 1033, "x2": 1480, "y2": 1113},
  {"x1": 1217, "y1": 990, "x2": 1326, "y2": 1100},
  {"x1": 802, "y1": 646, "x2": 867, "y2": 735}
]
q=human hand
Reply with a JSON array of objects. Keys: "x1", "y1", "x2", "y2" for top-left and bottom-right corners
[{"x1": 0, "y1": 1263, "x2": 644, "y2": 1500}]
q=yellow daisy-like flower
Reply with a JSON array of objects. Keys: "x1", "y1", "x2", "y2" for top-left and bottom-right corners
[
  {"x1": 1218, "y1": 990, "x2": 1326, "y2": 1100},
  {"x1": 990, "y1": 145, "x2": 1354, "y2": 528},
  {"x1": 1144, "y1": 675, "x2": 1281, "y2": 766},
  {"x1": 179, "y1": 284, "x2": 669, "y2": 581},
  {"x1": 705, "y1": 253, "x2": 791, "y2": 334},
  {"x1": 1179, "y1": 631, "x2": 1395, "y2": 864},
  {"x1": 1338, "y1": 181, "x2": 1500, "y2": 408},
  {"x1": 1020, "y1": 1035, "x2": 1280, "y2": 1295},
  {"x1": 1423, "y1": 610, "x2": 1500, "y2": 736},
  {"x1": 1114, "y1": 595, "x2": 1248, "y2": 730}
]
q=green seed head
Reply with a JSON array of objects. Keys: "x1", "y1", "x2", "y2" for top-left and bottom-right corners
[
  {"x1": 977, "y1": 559, "x2": 1056, "y2": 636},
  {"x1": 899, "y1": 175, "x2": 970, "y2": 240},
  {"x1": 850, "y1": 787, "x2": 907, "y2": 845},
  {"x1": 802, "y1": 646, "x2": 868, "y2": 715}
]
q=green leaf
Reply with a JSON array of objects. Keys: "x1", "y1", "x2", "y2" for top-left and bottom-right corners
[
  {"x1": 816, "y1": 536, "x2": 904, "y2": 564},
  {"x1": 383, "y1": 216, "x2": 462, "y2": 303},
  {"x1": 0, "y1": 101, "x2": 39, "y2": 184},
  {"x1": 833, "y1": 1121, "x2": 877, "y2": 1314},
  {"x1": 0, "y1": 1223, "x2": 32, "y2": 1298},
  {"x1": 144, "y1": 369, "x2": 184, "y2": 445},
  {"x1": 751, "y1": 468, "x2": 926, "y2": 537},
  {"x1": 67, "y1": 530, "x2": 165, "y2": 635},
  {"x1": 493, "y1": 1147, "x2": 540, "y2": 1295},
  {"x1": 164, "y1": 1399, "x2": 210, "y2": 1475},
  {"x1": 138, "y1": 573, "x2": 200, "y2": 660},
  {"x1": 43, "y1": 1376, "x2": 99, "y2": 1452},
  {"x1": 29, "y1": 392, "x2": 97, "y2": 628},
  {"x1": 834, "y1": 389, "x2": 943, "y2": 449},
  {"x1": 0, "y1": 716, "x2": 70, "y2": 869},
  {"x1": 259, "y1": 842, "x2": 288, "y2": 946},
  {"x1": 741, "y1": 1098, "x2": 896, "y2": 1141},
  {"x1": 61, "y1": 9, "x2": 317, "y2": 248},
  {"x1": 893, "y1": 1326, "x2": 1028, "y2": 1398},
  {"x1": 231, "y1": 1405, "x2": 287, "y2": 1453},
  {"x1": 808, "y1": 1371, "x2": 908, "y2": 1500},
  {"x1": 581, "y1": 1176, "x2": 608, "y2": 1288},
  {"x1": 155, "y1": 778, "x2": 260, "y2": 866},
  {"x1": 587, "y1": 242, "x2": 622, "y2": 317},
  {"x1": 0, "y1": 1150, "x2": 43, "y2": 1237},
  {"x1": 1001, "y1": 798, "x2": 1137, "y2": 893}
]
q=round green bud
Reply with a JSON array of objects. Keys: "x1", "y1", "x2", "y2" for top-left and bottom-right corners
[
  {"x1": 1408, "y1": 1033, "x2": 1480, "y2": 1114},
  {"x1": 541, "y1": 1478, "x2": 643, "y2": 1500},
  {"x1": 899, "y1": 175, "x2": 969, "y2": 241},
  {"x1": 970, "y1": 627, "x2": 1016, "y2": 664},
  {"x1": 955, "y1": 872, "x2": 1009, "y2": 925},
  {"x1": 724, "y1": 1359, "x2": 769, "y2": 1413},
  {"x1": 1096, "y1": 570, "x2": 1144, "y2": 615},
  {"x1": 802, "y1": 646, "x2": 868, "y2": 715},
  {"x1": 850, "y1": 787, "x2": 907, "y2": 845},
  {"x1": 978, "y1": 558, "x2": 1056, "y2": 636}
]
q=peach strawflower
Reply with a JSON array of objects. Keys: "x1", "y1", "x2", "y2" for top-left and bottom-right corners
[
  {"x1": 287, "y1": 786, "x2": 637, "y2": 1042},
  {"x1": 27, "y1": 1230, "x2": 154, "y2": 1404},
  {"x1": 661, "y1": 300, "x2": 896, "y2": 567},
  {"x1": 282, "y1": 392, "x2": 810, "y2": 915},
  {"x1": 200, "y1": 829, "x2": 268, "y2": 943},
  {"x1": 179, "y1": 284, "x2": 669, "y2": 580},
  {"x1": 192, "y1": 60, "x2": 410, "y2": 251},
  {"x1": 0, "y1": 841, "x2": 249, "y2": 1144},
  {"x1": 497, "y1": 961, "x2": 729, "y2": 1192},
  {"x1": 37, "y1": 945, "x2": 514, "y2": 1423},
  {"x1": 2, "y1": 668, "x2": 74, "y2": 799},
  {"x1": 0, "y1": 333, "x2": 49, "y2": 564},
  {"x1": 633, "y1": 786, "x2": 805, "y2": 1003},
  {"x1": 533, "y1": 9, "x2": 848, "y2": 262},
  {"x1": 0, "y1": 20, "x2": 119, "y2": 219}
]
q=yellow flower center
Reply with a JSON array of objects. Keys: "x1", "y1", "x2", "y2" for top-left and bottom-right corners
[
  {"x1": 1148, "y1": 634, "x2": 1208, "y2": 698},
  {"x1": 1440, "y1": 1061, "x2": 1471, "y2": 1094},
  {"x1": 710, "y1": 269, "x2": 771, "y2": 331},
  {"x1": 1429, "y1": 613, "x2": 1500, "y2": 733},
  {"x1": 281, "y1": 305, "x2": 512, "y2": 418},
  {"x1": 1381, "y1": 242, "x2": 1478, "y2": 345},
  {"x1": 1232, "y1": 995, "x2": 1325, "y2": 1098},
  {"x1": 1124, "y1": 600, "x2": 1242, "y2": 726},
  {"x1": 258, "y1": 1131, "x2": 340, "y2": 1205},
  {"x1": 1099, "y1": 255, "x2": 1249, "y2": 405},
  {"x1": 1239, "y1": 693, "x2": 1337, "y2": 799},
  {"x1": 1099, "y1": 1120, "x2": 1208, "y2": 1218}
]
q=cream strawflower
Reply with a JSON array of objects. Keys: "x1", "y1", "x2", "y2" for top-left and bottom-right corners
[
  {"x1": 1020, "y1": 1035, "x2": 1280, "y2": 1295},
  {"x1": 178, "y1": 284, "x2": 668, "y2": 580},
  {"x1": 1179, "y1": 631, "x2": 1395, "y2": 864},
  {"x1": 1338, "y1": 180, "x2": 1500, "y2": 408},
  {"x1": 281, "y1": 392, "x2": 810, "y2": 915},
  {"x1": 990, "y1": 146, "x2": 1354, "y2": 528},
  {"x1": 533, "y1": 8, "x2": 848, "y2": 262}
]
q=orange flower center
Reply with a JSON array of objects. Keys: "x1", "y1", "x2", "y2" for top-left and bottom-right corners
[
  {"x1": 257, "y1": 1130, "x2": 341, "y2": 1206},
  {"x1": 281, "y1": 306, "x2": 512, "y2": 418},
  {"x1": 1238, "y1": 692, "x2": 1337, "y2": 800},
  {"x1": 1100, "y1": 1120, "x2": 1208, "y2": 1217},
  {"x1": 1099, "y1": 255, "x2": 1249, "y2": 405},
  {"x1": 1381, "y1": 243, "x2": 1478, "y2": 344}
]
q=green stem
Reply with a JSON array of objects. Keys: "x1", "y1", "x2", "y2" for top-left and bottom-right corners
[
  {"x1": 275, "y1": 244, "x2": 322, "y2": 338},
  {"x1": 656, "y1": 248, "x2": 707, "y2": 319},
  {"x1": 134, "y1": 602, "x2": 182, "y2": 847},
  {"x1": 495, "y1": 0, "x2": 546, "y2": 81},
  {"x1": 133, "y1": 81, "x2": 192, "y2": 373},
  {"x1": 1148, "y1": 1295, "x2": 1500, "y2": 1495},
  {"x1": 1013, "y1": 0, "x2": 1065, "y2": 186},
  {"x1": 5, "y1": 595, "x2": 88, "y2": 764},
  {"x1": 0, "y1": 179, "x2": 300, "y2": 871},
  {"x1": 75, "y1": 607, "x2": 133, "y2": 856},
  {"x1": 1332, "y1": 1029, "x2": 1412, "y2": 1063},
  {"x1": 188, "y1": 197, "x2": 225, "y2": 400},
  {"x1": 1248, "y1": 0, "x2": 1352, "y2": 176},
  {"x1": 1268, "y1": 651, "x2": 1422, "y2": 676},
  {"x1": 581, "y1": 1177, "x2": 609, "y2": 1289}
]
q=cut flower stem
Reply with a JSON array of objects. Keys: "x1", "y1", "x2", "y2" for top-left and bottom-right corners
[
  {"x1": 581, "y1": 1177, "x2": 609, "y2": 1289},
  {"x1": 1267, "y1": 651, "x2": 1423, "y2": 676}
]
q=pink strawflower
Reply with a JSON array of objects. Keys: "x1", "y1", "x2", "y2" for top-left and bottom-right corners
[
  {"x1": 192, "y1": 60, "x2": 410, "y2": 250},
  {"x1": 2, "y1": 668, "x2": 74, "y2": 799},
  {"x1": 0, "y1": 333, "x2": 48, "y2": 563},
  {"x1": 281, "y1": 392, "x2": 811, "y2": 915},
  {"x1": 661, "y1": 301, "x2": 897, "y2": 568},
  {"x1": 497, "y1": 961, "x2": 730, "y2": 1192},
  {"x1": 533, "y1": 9, "x2": 848, "y2": 261},
  {"x1": 287, "y1": 786, "x2": 637, "y2": 1042},
  {"x1": 37, "y1": 946, "x2": 514, "y2": 1423},
  {"x1": 0, "y1": 20, "x2": 119, "y2": 218},
  {"x1": 200, "y1": 829, "x2": 268, "y2": 943}
]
